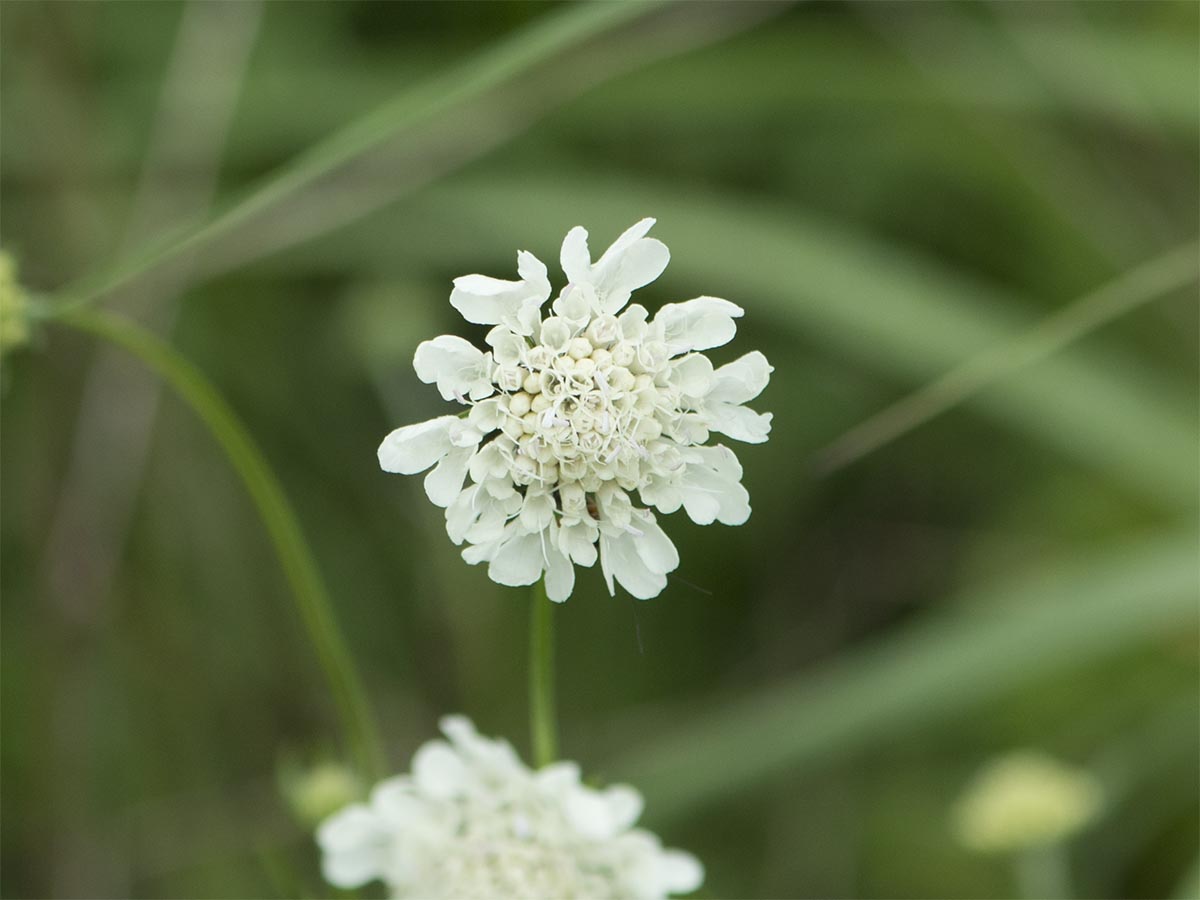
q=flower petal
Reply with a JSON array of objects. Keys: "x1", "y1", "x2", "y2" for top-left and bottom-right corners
[
  {"x1": 423, "y1": 445, "x2": 474, "y2": 508},
  {"x1": 564, "y1": 786, "x2": 621, "y2": 840},
  {"x1": 679, "y1": 446, "x2": 751, "y2": 526},
  {"x1": 632, "y1": 512, "x2": 680, "y2": 575},
  {"x1": 706, "y1": 404, "x2": 773, "y2": 444},
  {"x1": 603, "y1": 783, "x2": 645, "y2": 831},
  {"x1": 599, "y1": 531, "x2": 668, "y2": 600},
  {"x1": 316, "y1": 805, "x2": 387, "y2": 888},
  {"x1": 595, "y1": 238, "x2": 670, "y2": 314},
  {"x1": 411, "y1": 741, "x2": 467, "y2": 798},
  {"x1": 560, "y1": 226, "x2": 592, "y2": 284},
  {"x1": 707, "y1": 350, "x2": 772, "y2": 404},
  {"x1": 413, "y1": 335, "x2": 493, "y2": 402},
  {"x1": 449, "y1": 252, "x2": 550, "y2": 336},
  {"x1": 660, "y1": 850, "x2": 705, "y2": 894},
  {"x1": 377, "y1": 416, "x2": 455, "y2": 474},
  {"x1": 655, "y1": 296, "x2": 744, "y2": 353},
  {"x1": 544, "y1": 538, "x2": 575, "y2": 603},
  {"x1": 669, "y1": 353, "x2": 715, "y2": 400},
  {"x1": 488, "y1": 529, "x2": 545, "y2": 587}
]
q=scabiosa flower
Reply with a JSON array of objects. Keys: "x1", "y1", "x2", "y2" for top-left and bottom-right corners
[
  {"x1": 378, "y1": 219, "x2": 772, "y2": 601},
  {"x1": 317, "y1": 716, "x2": 704, "y2": 899}
]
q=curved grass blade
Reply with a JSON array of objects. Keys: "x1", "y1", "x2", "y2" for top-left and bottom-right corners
[
  {"x1": 55, "y1": 307, "x2": 386, "y2": 780},
  {"x1": 49, "y1": 1, "x2": 668, "y2": 313}
]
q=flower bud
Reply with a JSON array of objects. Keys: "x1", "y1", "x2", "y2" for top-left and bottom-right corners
[
  {"x1": 585, "y1": 314, "x2": 620, "y2": 347},
  {"x1": 540, "y1": 317, "x2": 572, "y2": 354},
  {"x1": 568, "y1": 337, "x2": 593, "y2": 360}
]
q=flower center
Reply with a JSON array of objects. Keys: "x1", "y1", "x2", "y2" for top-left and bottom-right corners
[
  {"x1": 493, "y1": 322, "x2": 675, "y2": 492},
  {"x1": 424, "y1": 837, "x2": 614, "y2": 900}
]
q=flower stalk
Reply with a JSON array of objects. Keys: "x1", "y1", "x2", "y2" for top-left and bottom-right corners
[
  {"x1": 1015, "y1": 845, "x2": 1073, "y2": 900},
  {"x1": 529, "y1": 578, "x2": 558, "y2": 768},
  {"x1": 53, "y1": 306, "x2": 386, "y2": 780}
]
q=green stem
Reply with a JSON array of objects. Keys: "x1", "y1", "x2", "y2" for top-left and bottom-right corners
[
  {"x1": 1015, "y1": 844, "x2": 1074, "y2": 900},
  {"x1": 55, "y1": 307, "x2": 386, "y2": 780},
  {"x1": 529, "y1": 579, "x2": 558, "y2": 768}
]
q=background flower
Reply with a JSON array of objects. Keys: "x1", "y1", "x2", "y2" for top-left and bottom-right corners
[
  {"x1": 952, "y1": 750, "x2": 1104, "y2": 855},
  {"x1": 318, "y1": 716, "x2": 703, "y2": 899}
]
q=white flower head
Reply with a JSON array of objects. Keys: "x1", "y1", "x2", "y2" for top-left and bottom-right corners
[
  {"x1": 951, "y1": 750, "x2": 1105, "y2": 854},
  {"x1": 379, "y1": 219, "x2": 772, "y2": 601},
  {"x1": 317, "y1": 716, "x2": 704, "y2": 899}
]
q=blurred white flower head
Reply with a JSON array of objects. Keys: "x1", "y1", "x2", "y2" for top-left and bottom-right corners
[
  {"x1": 317, "y1": 715, "x2": 703, "y2": 899},
  {"x1": 378, "y1": 218, "x2": 771, "y2": 601},
  {"x1": 952, "y1": 750, "x2": 1104, "y2": 854}
]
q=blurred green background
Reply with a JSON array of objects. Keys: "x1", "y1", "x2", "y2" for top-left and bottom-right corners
[{"x1": 1, "y1": 1, "x2": 1197, "y2": 897}]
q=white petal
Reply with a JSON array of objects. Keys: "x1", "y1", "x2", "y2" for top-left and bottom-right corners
[
  {"x1": 449, "y1": 254, "x2": 550, "y2": 337},
  {"x1": 539, "y1": 317, "x2": 573, "y2": 354},
  {"x1": 707, "y1": 350, "x2": 772, "y2": 404},
  {"x1": 516, "y1": 250, "x2": 549, "y2": 286},
  {"x1": 603, "y1": 784, "x2": 644, "y2": 831},
  {"x1": 445, "y1": 485, "x2": 479, "y2": 544},
  {"x1": 468, "y1": 441, "x2": 510, "y2": 482},
  {"x1": 552, "y1": 282, "x2": 595, "y2": 323},
  {"x1": 466, "y1": 502, "x2": 513, "y2": 544},
  {"x1": 536, "y1": 760, "x2": 582, "y2": 790},
  {"x1": 680, "y1": 446, "x2": 750, "y2": 526},
  {"x1": 462, "y1": 538, "x2": 500, "y2": 566},
  {"x1": 564, "y1": 786, "x2": 620, "y2": 840},
  {"x1": 595, "y1": 238, "x2": 670, "y2": 314},
  {"x1": 593, "y1": 217, "x2": 656, "y2": 269},
  {"x1": 632, "y1": 513, "x2": 680, "y2": 575},
  {"x1": 660, "y1": 850, "x2": 705, "y2": 894},
  {"x1": 411, "y1": 741, "x2": 467, "y2": 798},
  {"x1": 488, "y1": 530, "x2": 545, "y2": 587},
  {"x1": 316, "y1": 805, "x2": 386, "y2": 888},
  {"x1": 638, "y1": 475, "x2": 682, "y2": 516},
  {"x1": 423, "y1": 446, "x2": 474, "y2": 507},
  {"x1": 560, "y1": 226, "x2": 592, "y2": 284},
  {"x1": 370, "y1": 779, "x2": 425, "y2": 830},
  {"x1": 413, "y1": 335, "x2": 493, "y2": 402},
  {"x1": 449, "y1": 274, "x2": 521, "y2": 324},
  {"x1": 656, "y1": 296, "x2": 744, "y2": 353},
  {"x1": 544, "y1": 541, "x2": 575, "y2": 603},
  {"x1": 599, "y1": 532, "x2": 668, "y2": 600},
  {"x1": 520, "y1": 490, "x2": 556, "y2": 532},
  {"x1": 447, "y1": 418, "x2": 483, "y2": 448},
  {"x1": 377, "y1": 416, "x2": 455, "y2": 474},
  {"x1": 559, "y1": 520, "x2": 599, "y2": 567},
  {"x1": 670, "y1": 353, "x2": 715, "y2": 400},
  {"x1": 617, "y1": 304, "x2": 650, "y2": 342},
  {"x1": 706, "y1": 404, "x2": 773, "y2": 444},
  {"x1": 468, "y1": 397, "x2": 505, "y2": 433},
  {"x1": 486, "y1": 325, "x2": 525, "y2": 367}
]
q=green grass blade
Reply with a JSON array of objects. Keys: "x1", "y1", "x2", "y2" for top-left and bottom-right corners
[
  {"x1": 814, "y1": 240, "x2": 1199, "y2": 473},
  {"x1": 48, "y1": 1, "x2": 667, "y2": 313},
  {"x1": 55, "y1": 307, "x2": 386, "y2": 780},
  {"x1": 606, "y1": 531, "x2": 1198, "y2": 823}
]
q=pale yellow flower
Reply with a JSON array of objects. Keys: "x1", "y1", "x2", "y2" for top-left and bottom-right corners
[{"x1": 952, "y1": 750, "x2": 1104, "y2": 853}]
